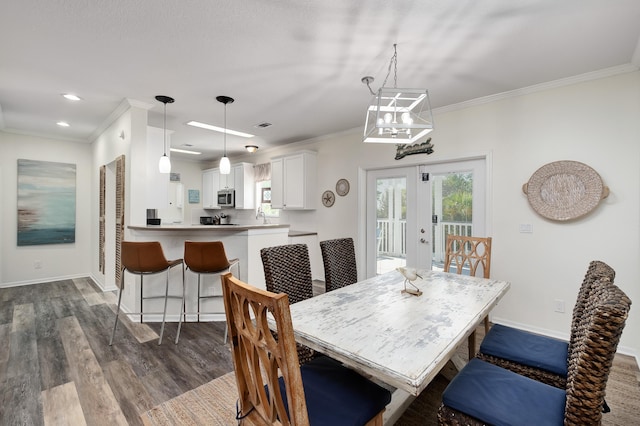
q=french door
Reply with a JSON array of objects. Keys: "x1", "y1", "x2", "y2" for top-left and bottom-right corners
[{"x1": 365, "y1": 158, "x2": 487, "y2": 277}]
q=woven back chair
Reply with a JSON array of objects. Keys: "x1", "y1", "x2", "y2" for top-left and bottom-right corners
[
  {"x1": 320, "y1": 237, "x2": 358, "y2": 292},
  {"x1": 443, "y1": 235, "x2": 492, "y2": 359},
  {"x1": 260, "y1": 243, "x2": 315, "y2": 364},
  {"x1": 221, "y1": 273, "x2": 391, "y2": 425},
  {"x1": 569, "y1": 260, "x2": 615, "y2": 354},
  {"x1": 477, "y1": 260, "x2": 616, "y2": 388},
  {"x1": 438, "y1": 279, "x2": 632, "y2": 425}
]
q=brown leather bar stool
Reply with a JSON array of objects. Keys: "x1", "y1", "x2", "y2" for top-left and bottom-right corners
[
  {"x1": 177, "y1": 240, "x2": 239, "y2": 344},
  {"x1": 109, "y1": 241, "x2": 184, "y2": 346}
]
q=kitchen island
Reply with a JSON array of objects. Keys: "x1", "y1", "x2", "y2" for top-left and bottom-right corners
[{"x1": 124, "y1": 223, "x2": 290, "y2": 323}]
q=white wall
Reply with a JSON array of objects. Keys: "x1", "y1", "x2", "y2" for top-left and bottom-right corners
[
  {"x1": 1, "y1": 70, "x2": 638, "y2": 358},
  {"x1": 0, "y1": 132, "x2": 93, "y2": 285}
]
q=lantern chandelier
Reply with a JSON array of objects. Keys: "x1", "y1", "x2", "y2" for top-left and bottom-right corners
[{"x1": 362, "y1": 44, "x2": 434, "y2": 144}]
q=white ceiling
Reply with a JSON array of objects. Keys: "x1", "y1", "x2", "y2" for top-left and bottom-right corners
[{"x1": 1, "y1": 0, "x2": 639, "y2": 161}]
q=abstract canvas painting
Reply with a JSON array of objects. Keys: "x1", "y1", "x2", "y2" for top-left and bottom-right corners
[{"x1": 17, "y1": 159, "x2": 76, "y2": 246}]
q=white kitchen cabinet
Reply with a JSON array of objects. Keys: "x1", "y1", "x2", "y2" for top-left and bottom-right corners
[
  {"x1": 219, "y1": 169, "x2": 234, "y2": 190},
  {"x1": 271, "y1": 151, "x2": 316, "y2": 210},
  {"x1": 233, "y1": 162, "x2": 255, "y2": 209},
  {"x1": 202, "y1": 168, "x2": 220, "y2": 209},
  {"x1": 202, "y1": 163, "x2": 255, "y2": 210}
]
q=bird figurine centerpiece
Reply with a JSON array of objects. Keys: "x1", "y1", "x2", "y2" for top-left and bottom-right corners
[{"x1": 397, "y1": 267, "x2": 423, "y2": 296}]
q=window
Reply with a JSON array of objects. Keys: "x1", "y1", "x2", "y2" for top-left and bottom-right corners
[{"x1": 257, "y1": 180, "x2": 279, "y2": 217}]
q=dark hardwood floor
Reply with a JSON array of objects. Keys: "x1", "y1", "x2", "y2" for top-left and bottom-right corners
[
  {"x1": 0, "y1": 277, "x2": 234, "y2": 425},
  {"x1": 2, "y1": 277, "x2": 638, "y2": 425}
]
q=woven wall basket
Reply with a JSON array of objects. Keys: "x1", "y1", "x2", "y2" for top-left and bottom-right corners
[{"x1": 522, "y1": 160, "x2": 609, "y2": 221}]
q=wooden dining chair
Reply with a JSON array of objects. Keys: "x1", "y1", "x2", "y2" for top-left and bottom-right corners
[
  {"x1": 477, "y1": 260, "x2": 616, "y2": 388},
  {"x1": 437, "y1": 279, "x2": 631, "y2": 425},
  {"x1": 261, "y1": 243, "x2": 315, "y2": 365},
  {"x1": 221, "y1": 273, "x2": 392, "y2": 425},
  {"x1": 443, "y1": 235, "x2": 492, "y2": 359},
  {"x1": 110, "y1": 241, "x2": 184, "y2": 346},
  {"x1": 320, "y1": 237, "x2": 358, "y2": 292}
]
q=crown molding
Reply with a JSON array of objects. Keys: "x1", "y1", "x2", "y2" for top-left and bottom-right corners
[{"x1": 433, "y1": 64, "x2": 639, "y2": 115}]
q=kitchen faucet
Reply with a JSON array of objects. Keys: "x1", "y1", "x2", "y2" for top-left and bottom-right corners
[{"x1": 256, "y1": 206, "x2": 268, "y2": 224}]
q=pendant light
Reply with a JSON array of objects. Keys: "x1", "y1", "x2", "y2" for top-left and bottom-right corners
[
  {"x1": 216, "y1": 95, "x2": 234, "y2": 175},
  {"x1": 155, "y1": 95, "x2": 174, "y2": 173}
]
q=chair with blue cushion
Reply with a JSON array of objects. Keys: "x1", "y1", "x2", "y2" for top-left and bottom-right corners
[
  {"x1": 477, "y1": 260, "x2": 615, "y2": 388},
  {"x1": 221, "y1": 272, "x2": 392, "y2": 426},
  {"x1": 438, "y1": 279, "x2": 631, "y2": 425}
]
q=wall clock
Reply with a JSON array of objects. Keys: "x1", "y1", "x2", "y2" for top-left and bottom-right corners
[{"x1": 322, "y1": 190, "x2": 335, "y2": 207}]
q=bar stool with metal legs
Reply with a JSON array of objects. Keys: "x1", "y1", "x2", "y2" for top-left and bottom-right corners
[
  {"x1": 176, "y1": 240, "x2": 239, "y2": 344},
  {"x1": 109, "y1": 241, "x2": 184, "y2": 346}
]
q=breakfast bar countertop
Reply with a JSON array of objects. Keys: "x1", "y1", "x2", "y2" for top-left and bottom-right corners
[{"x1": 128, "y1": 223, "x2": 290, "y2": 231}]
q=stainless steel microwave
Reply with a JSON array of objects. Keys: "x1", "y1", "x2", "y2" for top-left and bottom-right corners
[{"x1": 217, "y1": 189, "x2": 235, "y2": 207}]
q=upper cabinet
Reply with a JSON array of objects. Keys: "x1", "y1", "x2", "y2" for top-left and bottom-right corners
[
  {"x1": 202, "y1": 162, "x2": 255, "y2": 210},
  {"x1": 271, "y1": 151, "x2": 317, "y2": 210},
  {"x1": 233, "y1": 162, "x2": 255, "y2": 210},
  {"x1": 202, "y1": 167, "x2": 220, "y2": 209}
]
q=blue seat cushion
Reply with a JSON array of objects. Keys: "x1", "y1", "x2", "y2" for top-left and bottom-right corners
[
  {"x1": 277, "y1": 355, "x2": 392, "y2": 426},
  {"x1": 442, "y1": 358, "x2": 566, "y2": 426},
  {"x1": 479, "y1": 324, "x2": 569, "y2": 376}
]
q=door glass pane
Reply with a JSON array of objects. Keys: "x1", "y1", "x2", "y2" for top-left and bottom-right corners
[
  {"x1": 376, "y1": 177, "x2": 407, "y2": 274},
  {"x1": 431, "y1": 172, "x2": 473, "y2": 271}
]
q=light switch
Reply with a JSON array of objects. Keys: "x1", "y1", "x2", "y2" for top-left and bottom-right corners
[{"x1": 519, "y1": 224, "x2": 533, "y2": 233}]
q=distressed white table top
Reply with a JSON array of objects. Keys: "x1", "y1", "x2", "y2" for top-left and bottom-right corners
[{"x1": 287, "y1": 270, "x2": 510, "y2": 395}]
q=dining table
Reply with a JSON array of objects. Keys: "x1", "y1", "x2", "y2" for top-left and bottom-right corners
[{"x1": 285, "y1": 269, "x2": 510, "y2": 397}]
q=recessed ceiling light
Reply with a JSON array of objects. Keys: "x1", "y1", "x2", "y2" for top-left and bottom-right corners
[
  {"x1": 56, "y1": 121, "x2": 70, "y2": 127},
  {"x1": 186, "y1": 120, "x2": 254, "y2": 138},
  {"x1": 62, "y1": 94, "x2": 82, "y2": 101},
  {"x1": 170, "y1": 148, "x2": 201, "y2": 155}
]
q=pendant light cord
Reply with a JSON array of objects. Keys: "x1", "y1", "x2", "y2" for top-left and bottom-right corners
[
  {"x1": 163, "y1": 102, "x2": 167, "y2": 156},
  {"x1": 223, "y1": 102, "x2": 227, "y2": 157}
]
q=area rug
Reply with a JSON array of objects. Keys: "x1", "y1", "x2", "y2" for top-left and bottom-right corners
[
  {"x1": 140, "y1": 372, "x2": 238, "y2": 425},
  {"x1": 142, "y1": 357, "x2": 639, "y2": 425}
]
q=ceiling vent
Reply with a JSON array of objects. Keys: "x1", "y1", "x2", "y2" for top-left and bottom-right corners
[{"x1": 254, "y1": 122, "x2": 272, "y2": 128}]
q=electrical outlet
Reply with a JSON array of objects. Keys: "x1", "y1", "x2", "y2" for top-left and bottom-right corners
[
  {"x1": 34, "y1": 260, "x2": 42, "y2": 269},
  {"x1": 554, "y1": 299, "x2": 565, "y2": 313}
]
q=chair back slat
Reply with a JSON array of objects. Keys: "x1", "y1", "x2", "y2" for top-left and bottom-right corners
[{"x1": 443, "y1": 235, "x2": 492, "y2": 279}]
